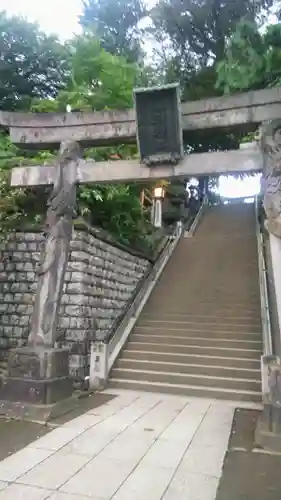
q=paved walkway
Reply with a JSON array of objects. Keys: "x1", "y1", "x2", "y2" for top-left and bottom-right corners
[{"x1": 0, "y1": 390, "x2": 244, "y2": 500}]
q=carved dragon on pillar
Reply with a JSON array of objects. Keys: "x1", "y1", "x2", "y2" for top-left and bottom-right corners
[
  {"x1": 259, "y1": 120, "x2": 281, "y2": 410},
  {"x1": 29, "y1": 140, "x2": 81, "y2": 347},
  {"x1": 259, "y1": 119, "x2": 281, "y2": 239}
]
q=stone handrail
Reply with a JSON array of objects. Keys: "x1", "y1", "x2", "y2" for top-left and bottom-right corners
[
  {"x1": 255, "y1": 195, "x2": 277, "y2": 404},
  {"x1": 88, "y1": 221, "x2": 183, "y2": 388},
  {"x1": 255, "y1": 196, "x2": 273, "y2": 357},
  {"x1": 253, "y1": 197, "x2": 281, "y2": 450}
]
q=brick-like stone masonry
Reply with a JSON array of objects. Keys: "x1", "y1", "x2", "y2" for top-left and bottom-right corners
[{"x1": 0, "y1": 229, "x2": 150, "y2": 381}]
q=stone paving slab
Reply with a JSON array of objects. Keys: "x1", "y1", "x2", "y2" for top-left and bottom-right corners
[
  {"x1": 48, "y1": 494, "x2": 103, "y2": 500},
  {"x1": 0, "y1": 484, "x2": 52, "y2": 500},
  {"x1": 61, "y1": 457, "x2": 134, "y2": 498},
  {"x1": 0, "y1": 390, "x2": 235, "y2": 500},
  {"x1": 27, "y1": 427, "x2": 85, "y2": 452},
  {"x1": 16, "y1": 451, "x2": 90, "y2": 490},
  {"x1": 111, "y1": 463, "x2": 175, "y2": 500},
  {"x1": 0, "y1": 447, "x2": 54, "y2": 483},
  {"x1": 140, "y1": 438, "x2": 188, "y2": 469}
]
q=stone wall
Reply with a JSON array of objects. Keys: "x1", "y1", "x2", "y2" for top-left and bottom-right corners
[{"x1": 0, "y1": 228, "x2": 150, "y2": 380}]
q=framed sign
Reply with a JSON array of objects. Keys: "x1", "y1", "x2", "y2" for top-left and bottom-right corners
[{"x1": 134, "y1": 83, "x2": 183, "y2": 166}]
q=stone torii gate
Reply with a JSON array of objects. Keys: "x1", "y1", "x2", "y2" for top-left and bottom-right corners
[{"x1": 1, "y1": 84, "x2": 281, "y2": 435}]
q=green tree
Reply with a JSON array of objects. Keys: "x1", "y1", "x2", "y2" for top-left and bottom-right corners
[
  {"x1": 216, "y1": 20, "x2": 281, "y2": 93},
  {"x1": 78, "y1": 182, "x2": 156, "y2": 248},
  {"x1": 0, "y1": 133, "x2": 55, "y2": 237},
  {"x1": 0, "y1": 134, "x2": 157, "y2": 250},
  {"x1": 80, "y1": 0, "x2": 146, "y2": 62},
  {"x1": 148, "y1": 0, "x2": 274, "y2": 98},
  {"x1": 1, "y1": 33, "x2": 158, "y2": 250},
  {"x1": 32, "y1": 36, "x2": 137, "y2": 112},
  {"x1": 0, "y1": 11, "x2": 69, "y2": 110}
]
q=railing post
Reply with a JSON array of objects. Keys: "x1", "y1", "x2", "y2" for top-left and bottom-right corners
[
  {"x1": 89, "y1": 341, "x2": 109, "y2": 389},
  {"x1": 177, "y1": 220, "x2": 183, "y2": 237}
]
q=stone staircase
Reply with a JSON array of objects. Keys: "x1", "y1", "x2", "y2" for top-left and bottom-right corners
[{"x1": 109, "y1": 203, "x2": 262, "y2": 402}]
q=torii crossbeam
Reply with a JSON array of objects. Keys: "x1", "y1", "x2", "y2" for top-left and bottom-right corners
[
  {"x1": 10, "y1": 148, "x2": 261, "y2": 188},
  {"x1": 1, "y1": 86, "x2": 281, "y2": 148}
]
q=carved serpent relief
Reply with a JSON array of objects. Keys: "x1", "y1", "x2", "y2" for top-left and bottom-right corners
[
  {"x1": 29, "y1": 141, "x2": 81, "y2": 347},
  {"x1": 265, "y1": 359, "x2": 281, "y2": 408},
  {"x1": 37, "y1": 141, "x2": 80, "y2": 276},
  {"x1": 260, "y1": 120, "x2": 281, "y2": 239}
]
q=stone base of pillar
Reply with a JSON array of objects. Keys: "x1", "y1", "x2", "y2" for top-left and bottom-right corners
[
  {"x1": 0, "y1": 346, "x2": 77, "y2": 423},
  {"x1": 255, "y1": 404, "x2": 281, "y2": 452}
]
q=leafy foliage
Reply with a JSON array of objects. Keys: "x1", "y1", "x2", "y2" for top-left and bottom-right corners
[
  {"x1": 0, "y1": 131, "x2": 158, "y2": 250},
  {"x1": 144, "y1": 0, "x2": 276, "y2": 156},
  {"x1": 0, "y1": 11, "x2": 69, "y2": 110},
  {"x1": 216, "y1": 20, "x2": 281, "y2": 93},
  {"x1": 0, "y1": 25, "x2": 157, "y2": 250},
  {"x1": 0, "y1": 133, "x2": 57, "y2": 238},
  {"x1": 80, "y1": 0, "x2": 146, "y2": 62},
  {"x1": 32, "y1": 36, "x2": 136, "y2": 112},
  {"x1": 148, "y1": 0, "x2": 274, "y2": 89},
  {"x1": 78, "y1": 183, "x2": 155, "y2": 249}
]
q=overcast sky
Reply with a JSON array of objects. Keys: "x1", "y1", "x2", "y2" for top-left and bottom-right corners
[
  {"x1": 2, "y1": 0, "x2": 279, "y2": 37},
  {"x1": 1, "y1": 0, "x2": 83, "y2": 39}
]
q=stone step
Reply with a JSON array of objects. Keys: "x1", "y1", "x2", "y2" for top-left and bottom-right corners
[
  {"x1": 154, "y1": 272, "x2": 259, "y2": 278},
  {"x1": 151, "y1": 294, "x2": 260, "y2": 300},
  {"x1": 142, "y1": 306, "x2": 261, "y2": 315},
  {"x1": 108, "y1": 379, "x2": 262, "y2": 403},
  {"x1": 146, "y1": 283, "x2": 259, "y2": 288},
  {"x1": 127, "y1": 341, "x2": 261, "y2": 359},
  {"x1": 144, "y1": 302, "x2": 261, "y2": 312},
  {"x1": 133, "y1": 327, "x2": 261, "y2": 340},
  {"x1": 121, "y1": 350, "x2": 261, "y2": 370},
  {"x1": 111, "y1": 368, "x2": 261, "y2": 392},
  {"x1": 142, "y1": 312, "x2": 260, "y2": 319},
  {"x1": 144, "y1": 298, "x2": 261, "y2": 306},
  {"x1": 157, "y1": 284, "x2": 260, "y2": 289},
  {"x1": 130, "y1": 333, "x2": 262, "y2": 350},
  {"x1": 137, "y1": 315, "x2": 262, "y2": 325},
  {"x1": 134, "y1": 321, "x2": 261, "y2": 333},
  {"x1": 116, "y1": 358, "x2": 261, "y2": 380},
  {"x1": 140, "y1": 312, "x2": 262, "y2": 323},
  {"x1": 155, "y1": 272, "x2": 259, "y2": 279}
]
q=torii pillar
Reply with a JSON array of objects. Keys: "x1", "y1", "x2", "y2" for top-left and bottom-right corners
[
  {"x1": 0, "y1": 141, "x2": 81, "y2": 420},
  {"x1": 256, "y1": 119, "x2": 281, "y2": 451}
]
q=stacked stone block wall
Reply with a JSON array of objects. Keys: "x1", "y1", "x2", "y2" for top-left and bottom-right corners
[{"x1": 0, "y1": 229, "x2": 150, "y2": 380}]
